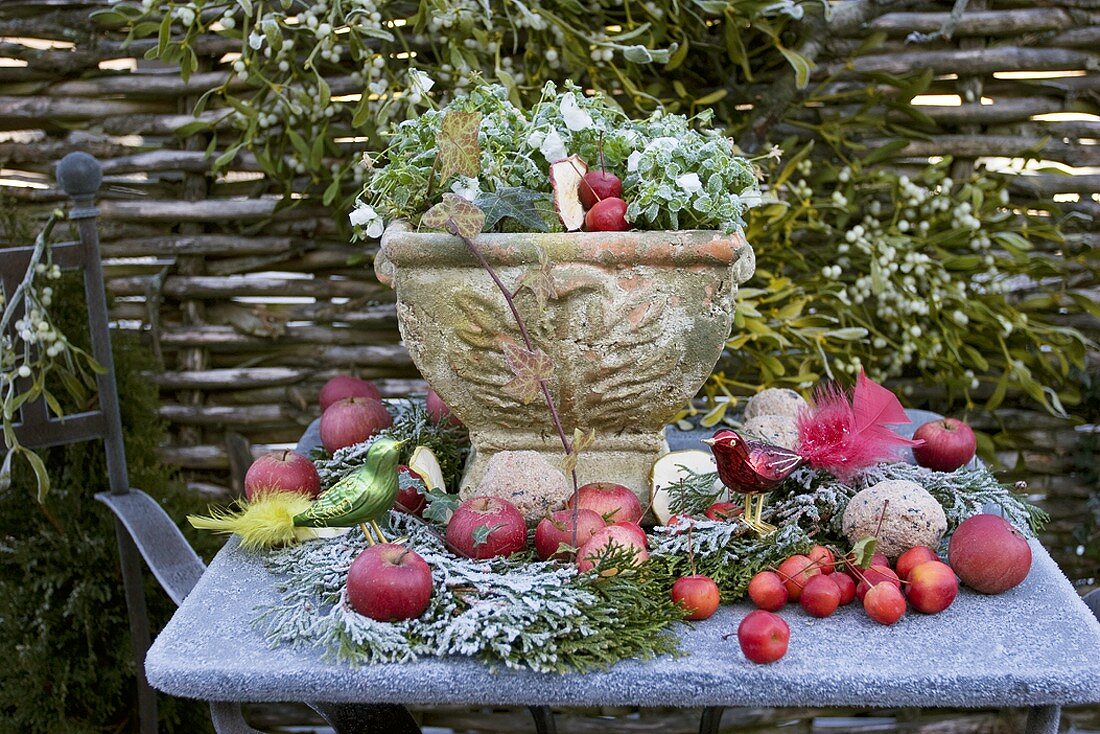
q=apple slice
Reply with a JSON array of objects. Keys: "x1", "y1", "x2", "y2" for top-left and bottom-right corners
[
  {"x1": 649, "y1": 450, "x2": 723, "y2": 524},
  {"x1": 549, "y1": 155, "x2": 588, "y2": 231},
  {"x1": 408, "y1": 445, "x2": 446, "y2": 493}
]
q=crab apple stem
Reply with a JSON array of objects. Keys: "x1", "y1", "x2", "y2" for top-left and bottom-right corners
[
  {"x1": 873, "y1": 499, "x2": 890, "y2": 539},
  {"x1": 598, "y1": 131, "x2": 606, "y2": 175}
]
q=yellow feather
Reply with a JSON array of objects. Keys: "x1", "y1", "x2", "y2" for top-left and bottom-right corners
[{"x1": 188, "y1": 492, "x2": 314, "y2": 550}]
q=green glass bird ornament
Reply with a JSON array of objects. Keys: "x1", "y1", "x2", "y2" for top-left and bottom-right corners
[
  {"x1": 295, "y1": 437, "x2": 404, "y2": 544},
  {"x1": 189, "y1": 437, "x2": 405, "y2": 549}
]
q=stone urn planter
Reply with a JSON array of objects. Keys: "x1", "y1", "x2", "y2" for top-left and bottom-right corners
[{"x1": 375, "y1": 223, "x2": 755, "y2": 503}]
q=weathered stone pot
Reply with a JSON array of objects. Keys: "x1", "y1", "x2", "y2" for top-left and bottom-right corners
[{"x1": 376, "y1": 223, "x2": 755, "y2": 502}]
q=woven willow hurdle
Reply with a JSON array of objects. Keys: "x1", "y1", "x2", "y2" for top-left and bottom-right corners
[{"x1": 0, "y1": 0, "x2": 1096, "y2": 582}]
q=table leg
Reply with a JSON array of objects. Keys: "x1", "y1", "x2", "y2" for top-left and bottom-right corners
[
  {"x1": 529, "y1": 705, "x2": 557, "y2": 734},
  {"x1": 699, "y1": 706, "x2": 725, "y2": 734},
  {"x1": 310, "y1": 702, "x2": 421, "y2": 734},
  {"x1": 1025, "y1": 705, "x2": 1061, "y2": 734}
]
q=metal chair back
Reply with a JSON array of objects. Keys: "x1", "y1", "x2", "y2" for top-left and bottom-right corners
[{"x1": 0, "y1": 152, "x2": 157, "y2": 734}]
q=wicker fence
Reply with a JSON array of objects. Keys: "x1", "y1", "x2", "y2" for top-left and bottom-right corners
[{"x1": 0, "y1": 0, "x2": 1097, "y2": 578}]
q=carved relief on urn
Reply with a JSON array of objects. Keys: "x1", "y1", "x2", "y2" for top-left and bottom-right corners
[{"x1": 376, "y1": 224, "x2": 755, "y2": 503}]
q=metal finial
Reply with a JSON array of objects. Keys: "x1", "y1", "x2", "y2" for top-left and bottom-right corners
[{"x1": 56, "y1": 152, "x2": 102, "y2": 198}]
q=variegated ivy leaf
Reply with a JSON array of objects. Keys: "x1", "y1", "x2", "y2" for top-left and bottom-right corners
[
  {"x1": 475, "y1": 187, "x2": 549, "y2": 232},
  {"x1": 421, "y1": 193, "x2": 485, "y2": 240},
  {"x1": 472, "y1": 522, "x2": 505, "y2": 547},
  {"x1": 500, "y1": 337, "x2": 553, "y2": 405},
  {"x1": 562, "y1": 427, "x2": 596, "y2": 473},
  {"x1": 514, "y1": 246, "x2": 558, "y2": 311},
  {"x1": 436, "y1": 110, "x2": 482, "y2": 183},
  {"x1": 851, "y1": 536, "x2": 878, "y2": 568}
]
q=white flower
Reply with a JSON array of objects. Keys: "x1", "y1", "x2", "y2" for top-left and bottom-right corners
[
  {"x1": 626, "y1": 150, "x2": 642, "y2": 172},
  {"x1": 539, "y1": 129, "x2": 568, "y2": 163},
  {"x1": 407, "y1": 69, "x2": 435, "y2": 96},
  {"x1": 450, "y1": 177, "x2": 480, "y2": 202},
  {"x1": 248, "y1": 31, "x2": 264, "y2": 50},
  {"x1": 350, "y1": 203, "x2": 384, "y2": 239},
  {"x1": 675, "y1": 173, "x2": 702, "y2": 193},
  {"x1": 739, "y1": 186, "x2": 762, "y2": 209},
  {"x1": 767, "y1": 145, "x2": 783, "y2": 161},
  {"x1": 559, "y1": 93, "x2": 593, "y2": 132}
]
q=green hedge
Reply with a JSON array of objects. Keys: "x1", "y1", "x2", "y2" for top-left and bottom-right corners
[{"x1": 0, "y1": 274, "x2": 217, "y2": 734}]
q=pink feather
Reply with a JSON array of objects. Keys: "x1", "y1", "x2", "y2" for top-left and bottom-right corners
[{"x1": 796, "y1": 370, "x2": 920, "y2": 480}]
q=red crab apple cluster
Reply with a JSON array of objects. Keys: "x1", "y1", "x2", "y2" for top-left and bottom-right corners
[{"x1": 580, "y1": 170, "x2": 629, "y2": 232}]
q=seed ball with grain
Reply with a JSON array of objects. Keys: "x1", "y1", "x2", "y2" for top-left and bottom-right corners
[
  {"x1": 742, "y1": 414, "x2": 799, "y2": 450},
  {"x1": 842, "y1": 479, "x2": 947, "y2": 561},
  {"x1": 461, "y1": 450, "x2": 571, "y2": 523},
  {"x1": 743, "y1": 388, "x2": 808, "y2": 421}
]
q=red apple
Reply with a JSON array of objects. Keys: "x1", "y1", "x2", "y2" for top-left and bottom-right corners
[
  {"x1": 568, "y1": 482, "x2": 643, "y2": 524},
  {"x1": 445, "y1": 496, "x2": 527, "y2": 559},
  {"x1": 856, "y1": 566, "x2": 900, "y2": 601},
  {"x1": 800, "y1": 574, "x2": 841, "y2": 618},
  {"x1": 808, "y1": 545, "x2": 836, "y2": 575},
  {"x1": 906, "y1": 560, "x2": 959, "y2": 614},
  {"x1": 534, "y1": 508, "x2": 604, "y2": 560},
  {"x1": 244, "y1": 450, "x2": 321, "y2": 501},
  {"x1": 705, "y1": 501, "x2": 743, "y2": 521},
  {"x1": 319, "y1": 374, "x2": 381, "y2": 411},
  {"x1": 584, "y1": 197, "x2": 630, "y2": 232},
  {"x1": 863, "y1": 582, "x2": 906, "y2": 625},
  {"x1": 845, "y1": 551, "x2": 890, "y2": 581},
  {"x1": 748, "y1": 571, "x2": 789, "y2": 612},
  {"x1": 896, "y1": 546, "x2": 939, "y2": 581},
  {"x1": 395, "y1": 465, "x2": 427, "y2": 516},
  {"x1": 912, "y1": 418, "x2": 977, "y2": 472},
  {"x1": 832, "y1": 571, "x2": 857, "y2": 605},
  {"x1": 737, "y1": 610, "x2": 790, "y2": 664},
  {"x1": 576, "y1": 524, "x2": 648, "y2": 574},
  {"x1": 613, "y1": 521, "x2": 647, "y2": 546},
  {"x1": 949, "y1": 514, "x2": 1032, "y2": 594},
  {"x1": 579, "y1": 170, "x2": 623, "y2": 209},
  {"x1": 426, "y1": 388, "x2": 461, "y2": 427},
  {"x1": 319, "y1": 397, "x2": 393, "y2": 453},
  {"x1": 672, "y1": 575, "x2": 720, "y2": 620},
  {"x1": 346, "y1": 543, "x2": 433, "y2": 622},
  {"x1": 777, "y1": 554, "x2": 820, "y2": 601}
]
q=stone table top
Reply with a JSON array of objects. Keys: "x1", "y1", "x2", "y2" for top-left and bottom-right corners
[{"x1": 145, "y1": 411, "x2": 1100, "y2": 708}]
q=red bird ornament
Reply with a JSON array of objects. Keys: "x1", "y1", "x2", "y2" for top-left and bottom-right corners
[{"x1": 704, "y1": 371, "x2": 921, "y2": 535}]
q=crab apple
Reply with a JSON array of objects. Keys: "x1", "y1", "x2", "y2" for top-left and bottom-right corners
[
  {"x1": 244, "y1": 450, "x2": 321, "y2": 501},
  {"x1": 346, "y1": 544, "x2": 433, "y2": 622},
  {"x1": 808, "y1": 545, "x2": 836, "y2": 574},
  {"x1": 906, "y1": 560, "x2": 959, "y2": 614},
  {"x1": 579, "y1": 170, "x2": 623, "y2": 209},
  {"x1": 584, "y1": 197, "x2": 630, "y2": 232},
  {"x1": 863, "y1": 582, "x2": 907, "y2": 625},
  {"x1": 748, "y1": 571, "x2": 789, "y2": 612},
  {"x1": 446, "y1": 496, "x2": 527, "y2": 560},
  {"x1": 568, "y1": 482, "x2": 643, "y2": 524},
  {"x1": 896, "y1": 546, "x2": 939, "y2": 581},
  {"x1": 576, "y1": 524, "x2": 648, "y2": 574},
  {"x1": 845, "y1": 552, "x2": 890, "y2": 581},
  {"x1": 705, "y1": 501, "x2": 743, "y2": 521},
  {"x1": 912, "y1": 417, "x2": 977, "y2": 472},
  {"x1": 395, "y1": 465, "x2": 427, "y2": 516},
  {"x1": 777, "y1": 554, "x2": 820, "y2": 601},
  {"x1": 672, "y1": 575, "x2": 720, "y2": 620},
  {"x1": 319, "y1": 374, "x2": 381, "y2": 411},
  {"x1": 534, "y1": 508, "x2": 604, "y2": 560},
  {"x1": 737, "y1": 610, "x2": 790, "y2": 664},
  {"x1": 800, "y1": 574, "x2": 842, "y2": 618},
  {"x1": 320, "y1": 396, "x2": 393, "y2": 453},
  {"x1": 949, "y1": 514, "x2": 1032, "y2": 594},
  {"x1": 426, "y1": 388, "x2": 461, "y2": 427},
  {"x1": 832, "y1": 571, "x2": 857, "y2": 605},
  {"x1": 856, "y1": 566, "x2": 901, "y2": 601}
]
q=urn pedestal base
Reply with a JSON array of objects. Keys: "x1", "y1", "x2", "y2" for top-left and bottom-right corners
[{"x1": 459, "y1": 429, "x2": 671, "y2": 504}]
